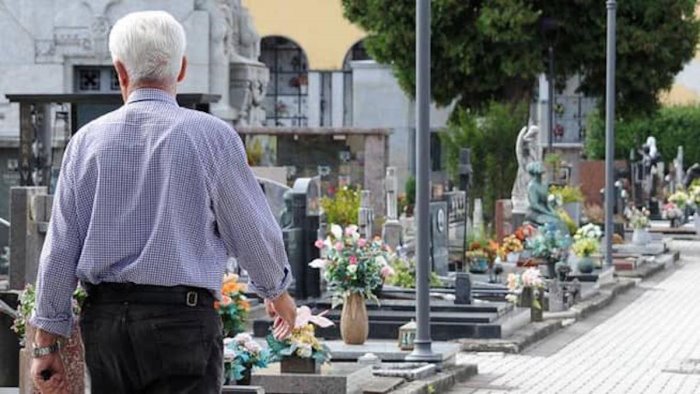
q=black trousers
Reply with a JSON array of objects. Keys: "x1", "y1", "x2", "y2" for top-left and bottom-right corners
[{"x1": 79, "y1": 283, "x2": 223, "y2": 394}]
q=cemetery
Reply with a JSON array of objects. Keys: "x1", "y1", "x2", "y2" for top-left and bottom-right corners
[{"x1": 0, "y1": 1, "x2": 699, "y2": 393}]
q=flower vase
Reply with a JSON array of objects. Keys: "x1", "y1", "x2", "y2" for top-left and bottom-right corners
[
  {"x1": 577, "y1": 257, "x2": 595, "y2": 274},
  {"x1": 632, "y1": 228, "x2": 648, "y2": 245},
  {"x1": 469, "y1": 258, "x2": 489, "y2": 274},
  {"x1": 280, "y1": 356, "x2": 320, "y2": 374},
  {"x1": 236, "y1": 369, "x2": 252, "y2": 385},
  {"x1": 340, "y1": 293, "x2": 369, "y2": 345}
]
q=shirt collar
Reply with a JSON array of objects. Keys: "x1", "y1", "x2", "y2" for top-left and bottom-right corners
[{"x1": 126, "y1": 88, "x2": 179, "y2": 106}]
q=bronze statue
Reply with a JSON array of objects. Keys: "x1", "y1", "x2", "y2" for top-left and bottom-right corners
[{"x1": 525, "y1": 161, "x2": 566, "y2": 232}]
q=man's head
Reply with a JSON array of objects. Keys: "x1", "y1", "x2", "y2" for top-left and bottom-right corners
[{"x1": 109, "y1": 11, "x2": 187, "y2": 100}]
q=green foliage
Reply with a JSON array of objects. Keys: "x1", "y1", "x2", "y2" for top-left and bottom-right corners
[
  {"x1": 549, "y1": 185, "x2": 585, "y2": 204},
  {"x1": 405, "y1": 176, "x2": 416, "y2": 207},
  {"x1": 557, "y1": 209, "x2": 578, "y2": 236},
  {"x1": 320, "y1": 187, "x2": 360, "y2": 227},
  {"x1": 586, "y1": 106, "x2": 700, "y2": 165},
  {"x1": 341, "y1": 0, "x2": 700, "y2": 117},
  {"x1": 441, "y1": 101, "x2": 528, "y2": 219},
  {"x1": 387, "y1": 258, "x2": 442, "y2": 289}
]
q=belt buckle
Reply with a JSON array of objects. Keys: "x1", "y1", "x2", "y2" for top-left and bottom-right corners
[{"x1": 186, "y1": 291, "x2": 198, "y2": 307}]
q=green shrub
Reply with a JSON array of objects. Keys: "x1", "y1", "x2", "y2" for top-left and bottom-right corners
[
  {"x1": 586, "y1": 106, "x2": 700, "y2": 165},
  {"x1": 387, "y1": 258, "x2": 442, "y2": 289},
  {"x1": 320, "y1": 186, "x2": 360, "y2": 227},
  {"x1": 441, "y1": 101, "x2": 528, "y2": 221}
]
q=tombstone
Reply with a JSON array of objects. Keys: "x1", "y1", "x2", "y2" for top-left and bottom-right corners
[
  {"x1": 382, "y1": 168, "x2": 402, "y2": 249},
  {"x1": 454, "y1": 272, "x2": 472, "y2": 305},
  {"x1": 675, "y1": 146, "x2": 684, "y2": 190},
  {"x1": 283, "y1": 177, "x2": 322, "y2": 299},
  {"x1": 547, "y1": 280, "x2": 566, "y2": 312},
  {"x1": 472, "y1": 198, "x2": 484, "y2": 238},
  {"x1": 9, "y1": 187, "x2": 49, "y2": 290},
  {"x1": 430, "y1": 201, "x2": 449, "y2": 276},
  {"x1": 494, "y1": 200, "x2": 513, "y2": 242},
  {"x1": 358, "y1": 190, "x2": 374, "y2": 239}
]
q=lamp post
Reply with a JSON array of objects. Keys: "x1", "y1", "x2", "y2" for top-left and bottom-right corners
[
  {"x1": 604, "y1": 0, "x2": 617, "y2": 267},
  {"x1": 406, "y1": 0, "x2": 439, "y2": 363}
]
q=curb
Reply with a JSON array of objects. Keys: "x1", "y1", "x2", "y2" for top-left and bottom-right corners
[{"x1": 388, "y1": 364, "x2": 478, "y2": 394}]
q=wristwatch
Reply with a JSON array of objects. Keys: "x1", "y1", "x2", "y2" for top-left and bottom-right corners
[{"x1": 32, "y1": 342, "x2": 60, "y2": 358}]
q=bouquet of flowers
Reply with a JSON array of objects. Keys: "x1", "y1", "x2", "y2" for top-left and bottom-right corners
[
  {"x1": 525, "y1": 223, "x2": 571, "y2": 263},
  {"x1": 310, "y1": 224, "x2": 395, "y2": 307},
  {"x1": 662, "y1": 202, "x2": 684, "y2": 220},
  {"x1": 216, "y1": 274, "x2": 251, "y2": 337},
  {"x1": 266, "y1": 306, "x2": 333, "y2": 364},
  {"x1": 514, "y1": 224, "x2": 537, "y2": 242},
  {"x1": 572, "y1": 238, "x2": 599, "y2": 257},
  {"x1": 574, "y1": 223, "x2": 603, "y2": 242},
  {"x1": 668, "y1": 190, "x2": 690, "y2": 209},
  {"x1": 499, "y1": 235, "x2": 524, "y2": 259},
  {"x1": 505, "y1": 268, "x2": 545, "y2": 309},
  {"x1": 626, "y1": 207, "x2": 650, "y2": 229},
  {"x1": 223, "y1": 333, "x2": 270, "y2": 384}
]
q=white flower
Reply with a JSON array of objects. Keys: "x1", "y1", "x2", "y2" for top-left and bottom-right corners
[
  {"x1": 331, "y1": 224, "x2": 343, "y2": 240},
  {"x1": 233, "y1": 333, "x2": 253, "y2": 345},
  {"x1": 347, "y1": 264, "x2": 358, "y2": 275},
  {"x1": 505, "y1": 294, "x2": 518, "y2": 303},
  {"x1": 244, "y1": 340, "x2": 261, "y2": 354},
  {"x1": 309, "y1": 259, "x2": 327, "y2": 269},
  {"x1": 296, "y1": 345, "x2": 313, "y2": 358}
]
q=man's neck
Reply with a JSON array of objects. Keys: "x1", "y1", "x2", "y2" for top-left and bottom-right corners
[{"x1": 122, "y1": 82, "x2": 176, "y2": 102}]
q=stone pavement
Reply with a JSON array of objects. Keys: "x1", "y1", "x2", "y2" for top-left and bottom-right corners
[{"x1": 449, "y1": 240, "x2": 700, "y2": 394}]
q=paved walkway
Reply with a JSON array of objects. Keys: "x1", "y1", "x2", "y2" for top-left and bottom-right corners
[{"x1": 450, "y1": 240, "x2": 700, "y2": 394}]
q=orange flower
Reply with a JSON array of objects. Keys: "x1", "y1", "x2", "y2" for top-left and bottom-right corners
[
  {"x1": 221, "y1": 295, "x2": 233, "y2": 307},
  {"x1": 222, "y1": 282, "x2": 240, "y2": 295},
  {"x1": 239, "y1": 299, "x2": 251, "y2": 311}
]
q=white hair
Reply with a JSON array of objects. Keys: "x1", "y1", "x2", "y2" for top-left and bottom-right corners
[{"x1": 108, "y1": 11, "x2": 186, "y2": 84}]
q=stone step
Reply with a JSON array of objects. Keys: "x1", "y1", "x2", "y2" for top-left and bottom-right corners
[
  {"x1": 310, "y1": 299, "x2": 512, "y2": 315},
  {"x1": 321, "y1": 309, "x2": 497, "y2": 324}
]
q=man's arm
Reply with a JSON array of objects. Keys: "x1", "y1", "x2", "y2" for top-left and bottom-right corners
[
  {"x1": 29, "y1": 146, "x2": 82, "y2": 340},
  {"x1": 211, "y1": 129, "x2": 292, "y2": 301}
]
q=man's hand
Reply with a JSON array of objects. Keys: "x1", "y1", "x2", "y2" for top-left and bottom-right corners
[
  {"x1": 266, "y1": 292, "x2": 297, "y2": 340},
  {"x1": 31, "y1": 352, "x2": 67, "y2": 394}
]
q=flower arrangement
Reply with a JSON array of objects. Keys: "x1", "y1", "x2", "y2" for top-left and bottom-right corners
[
  {"x1": 668, "y1": 190, "x2": 690, "y2": 209},
  {"x1": 266, "y1": 306, "x2": 333, "y2": 364},
  {"x1": 223, "y1": 333, "x2": 270, "y2": 384},
  {"x1": 310, "y1": 224, "x2": 394, "y2": 307},
  {"x1": 688, "y1": 185, "x2": 700, "y2": 206},
  {"x1": 514, "y1": 224, "x2": 537, "y2": 242},
  {"x1": 662, "y1": 202, "x2": 684, "y2": 220},
  {"x1": 12, "y1": 284, "x2": 86, "y2": 346},
  {"x1": 499, "y1": 235, "x2": 524, "y2": 259},
  {"x1": 216, "y1": 273, "x2": 251, "y2": 337},
  {"x1": 549, "y1": 185, "x2": 585, "y2": 204},
  {"x1": 525, "y1": 223, "x2": 571, "y2": 263},
  {"x1": 466, "y1": 239, "x2": 499, "y2": 262},
  {"x1": 572, "y1": 238, "x2": 599, "y2": 257},
  {"x1": 505, "y1": 268, "x2": 545, "y2": 309},
  {"x1": 574, "y1": 223, "x2": 603, "y2": 242},
  {"x1": 626, "y1": 207, "x2": 650, "y2": 229}
]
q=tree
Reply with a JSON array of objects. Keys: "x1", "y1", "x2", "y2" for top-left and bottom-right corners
[
  {"x1": 441, "y1": 101, "x2": 529, "y2": 220},
  {"x1": 342, "y1": 0, "x2": 700, "y2": 117}
]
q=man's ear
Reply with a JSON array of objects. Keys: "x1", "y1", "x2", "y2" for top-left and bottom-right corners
[
  {"x1": 177, "y1": 57, "x2": 187, "y2": 83},
  {"x1": 114, "y1": 61, "x2": 129, "y2": 87}
]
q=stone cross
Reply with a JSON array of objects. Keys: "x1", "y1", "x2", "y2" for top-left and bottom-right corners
[{"x1": 358, "y1": 190, "x2": 374, "y2": 239}]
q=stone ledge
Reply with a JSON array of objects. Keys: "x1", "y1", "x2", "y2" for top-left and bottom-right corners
[{"x1": 387, "y1": 364, "x2": 478, "y2": 394}]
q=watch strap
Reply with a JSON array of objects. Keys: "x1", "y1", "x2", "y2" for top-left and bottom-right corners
[{"x1": 32, "y1": 342, "x2": 60, "y2": 358}]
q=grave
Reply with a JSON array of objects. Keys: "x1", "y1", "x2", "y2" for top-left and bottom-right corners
[
  {"x1": 382, "y1": 167, "x2": 403, "y2": 249},
  {"x1": 251, "y1": 363, "x2": 373, "y2": 394},
  {"x1": 430, "y1": 200, "x2": 449, "y2": 276}
]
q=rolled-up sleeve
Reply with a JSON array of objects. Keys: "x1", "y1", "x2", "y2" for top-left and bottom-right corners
[
  {"x1": 29, "y1": 146, "x2": 82, "y2": 338},
  {"x1": 211, "y1": 129, "x2": 292, "y2": 300}
]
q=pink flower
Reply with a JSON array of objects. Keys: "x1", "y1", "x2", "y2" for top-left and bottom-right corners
[
  {"x1": 295, "y1": 306, "x2": 335, "y2": 329},
  {"x1": 314, "y1": 239, "x2": 325, "y2": 249},
  {"x1": 335, "y1": 242, "x2": 344, "y2": 252},
  {"x1": 357, "y1": 238, "x2": 367, "y2": 248},
  {"x1": 380, "y1": 265, "x2": 395, "y2": 278},
  {"x1": 349, "y1": 255, "x2": 358, "y2": 265},
  {"x1": 345, "y1": 225, "x2": 359, "y2": 236}
]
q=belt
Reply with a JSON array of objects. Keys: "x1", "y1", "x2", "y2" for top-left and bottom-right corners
[{"x1": 83, "y1": 282, "x2": 215, "y2": 308}]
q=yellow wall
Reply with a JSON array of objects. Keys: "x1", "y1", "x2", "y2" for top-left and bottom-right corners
[
  {"x1": 661, "y1": 4, "x2": 700, "y2": 105},
  {"x1": 242, "y1": 0, "x2": 366, "y2": 70}
]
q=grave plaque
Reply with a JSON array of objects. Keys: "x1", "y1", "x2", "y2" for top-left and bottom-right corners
[{"x1": 430, "y1": 201, "x2": 449, "y2": 276}]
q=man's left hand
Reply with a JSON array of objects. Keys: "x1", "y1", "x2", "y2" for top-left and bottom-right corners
[{"x1": 31, "y1": 351, "x2": 67, "y2": 394}]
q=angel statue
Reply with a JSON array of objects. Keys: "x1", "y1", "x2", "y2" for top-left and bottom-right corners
[{"x1": 512, "y1": 125, "x2": 542, "y2": 213}]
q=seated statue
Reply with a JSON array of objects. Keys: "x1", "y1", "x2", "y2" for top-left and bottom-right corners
[{"x1": 525, "y1": 161, "x2": 567, "y2": 233}]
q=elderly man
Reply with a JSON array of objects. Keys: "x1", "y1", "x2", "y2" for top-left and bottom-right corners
[{"x1": 29, "y1": 11, "x2": 296, "y2": 393}]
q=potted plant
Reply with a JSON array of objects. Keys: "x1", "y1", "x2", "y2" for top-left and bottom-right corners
[
  {"x1": 626, "y1": 207, "x2": 650, "y2": 245},
  {"x1": 662, "y1": 202, "x2": 684, "y2": 228},
  {"x1": 572, "y1": 224, "x2": 602, "y2": 274},
  {"x1": 500, "y1": 235, "x2": 524, "y2": 264},
  {"x1": 525, "y1": 223, "x2": 572, "y2": 279},
  {"x1": 12, "y1": 285, "x2": 87, "y2": 394},
  {"x1": 223, "y1": 333, "x2": 270, "y2": 385},
  {"x1": 216, "y1": 273, "x2": 251, "y2": 338},
  {"x1": 465, "y1": 239, "x2": 498, "y2": 273},
  {"x1": 506, "y1": 268, "x2": 546, "y2": 322},
  {"x1": 309, "y1": 224, "x2": 394, "y2": 344},
  {"x1": 266, "y1": 306, "x2": 333, "y2": 374}
]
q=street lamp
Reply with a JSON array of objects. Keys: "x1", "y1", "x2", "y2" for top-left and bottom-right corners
[{"x1": 604, "y1": 0, "x2": 617, "y2": 267}]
